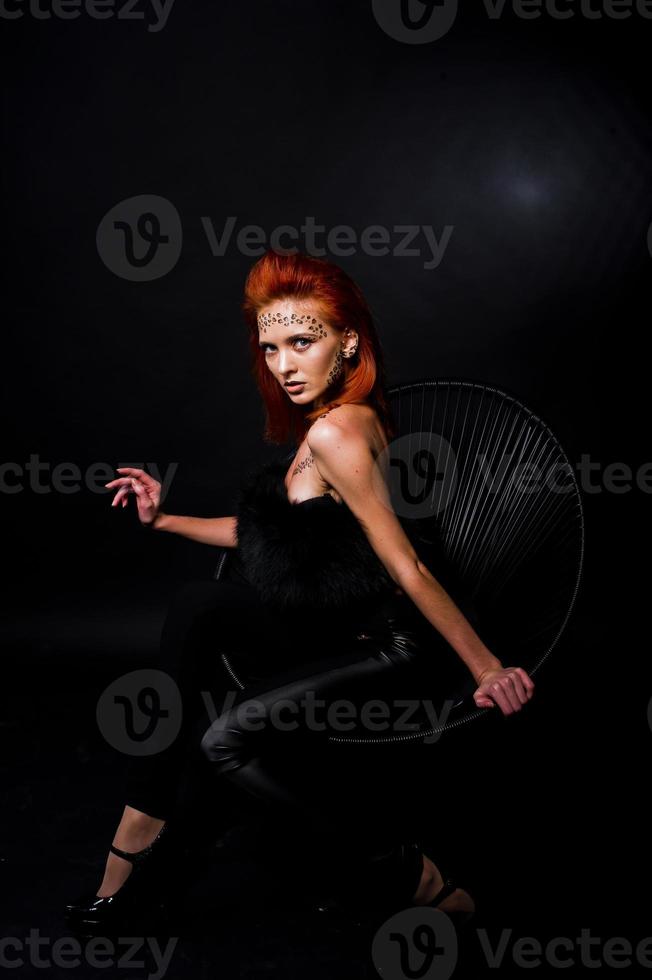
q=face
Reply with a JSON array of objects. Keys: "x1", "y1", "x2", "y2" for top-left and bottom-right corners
[{"x1": 257, "y1": 299, "x2": 358, "y2": 409}]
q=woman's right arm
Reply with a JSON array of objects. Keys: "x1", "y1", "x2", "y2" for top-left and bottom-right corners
[
  {"x1": 105, "y1": 467, "x2": 238, "y2": 548},
  {"x1": 151, "y1": 513, "x2": 238, "y2": 548}
]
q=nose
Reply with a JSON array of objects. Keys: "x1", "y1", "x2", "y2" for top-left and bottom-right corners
[{"x1": 277, "y1": 349, "x2": 297, "y2": 376}]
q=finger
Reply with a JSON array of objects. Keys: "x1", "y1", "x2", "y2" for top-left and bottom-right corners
[
  {"x1": 507, "y1": 672, "x2": 529, "y2": 705},
  {"x1": 105, "y1": 478, "x2": 133, "y2": 488},
  {"x1": 474, "y1": 696, "x2": 494, "y2": 709},
  {"x1": 111, "y1": 487, "x2": 130, "y2": 507},
  {"x1": 499, "y1": 677, "x2": 522, "y2": 712},
  {"x1": 117, "y1": 467, "x2": 158, "y2": 489},
  {"x1": 489, "y1": 683, "x2": 514, "y2": 716},
  {"x1": 516, "y1": 668, "x2": 535, "y2": 694},
  {"x1": 493, "y1": 673, "x2": 522, "y2": 711}
]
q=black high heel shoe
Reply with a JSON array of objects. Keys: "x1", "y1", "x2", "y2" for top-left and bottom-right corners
[
  {"x1": 65, "y1": 822, "x2": 179, "y2": 936},
  {"x1": 423, "y1": 867, "x2": 476, "y2": 928}
]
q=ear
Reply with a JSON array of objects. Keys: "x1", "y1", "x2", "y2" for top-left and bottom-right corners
[{"x1": 342, "y1": 329, "x2": 359, "y2": 356}]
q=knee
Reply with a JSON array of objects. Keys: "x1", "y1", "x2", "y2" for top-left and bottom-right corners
[
  {"x1": 378, "y1": 622, "x2": 422, "y2": 667},
  {"x1": 200, "y1": 718, "x2": 252, "y2": 774}
]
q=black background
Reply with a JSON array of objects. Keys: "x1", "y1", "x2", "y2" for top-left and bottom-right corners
[{"x1": 1, "y1": 1, "x2": 649, "y2": 976}]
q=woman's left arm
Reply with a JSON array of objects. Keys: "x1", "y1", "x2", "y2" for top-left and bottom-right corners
[{"x1": 308, "y1": 419, "x2": 535, "y2": 716}]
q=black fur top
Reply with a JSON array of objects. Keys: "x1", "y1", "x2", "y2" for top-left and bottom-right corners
[{"x1": 234, "y1": 457, "x2": 397, "y2": 614}]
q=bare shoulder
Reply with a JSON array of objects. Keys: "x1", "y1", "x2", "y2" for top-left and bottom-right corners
[{"x1": 307, "y1": 403, "x2": 379, "y2": 450}]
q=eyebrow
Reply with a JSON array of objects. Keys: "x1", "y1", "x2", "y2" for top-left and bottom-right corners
[{"x1": 257, "y1": 333, "x2": 313, "y2": 348}]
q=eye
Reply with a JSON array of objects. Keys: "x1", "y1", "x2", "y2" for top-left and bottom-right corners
[{"x1": 261, "y1": 337, "x2": 313, "y2": 354}]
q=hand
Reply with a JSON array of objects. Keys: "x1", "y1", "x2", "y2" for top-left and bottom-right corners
[
  {"x1": 104, "y1": 467, "x2": 162, "y2": 528},
  {"x1": 472, "y1": 666, "x2": 535, "y2": 716}
]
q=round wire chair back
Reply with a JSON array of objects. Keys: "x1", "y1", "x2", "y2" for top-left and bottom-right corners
[{"x1": 327, "y1": 377, "x2": 584, "y2": 743}]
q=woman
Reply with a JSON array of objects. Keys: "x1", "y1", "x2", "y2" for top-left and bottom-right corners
[{"x1": 65, "y1": 249, "x2": 534, "y2": 934}]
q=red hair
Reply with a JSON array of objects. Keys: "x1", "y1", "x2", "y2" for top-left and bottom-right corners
[{"x1": 241, "y1": 249, "x2": 396, "y2": 446}]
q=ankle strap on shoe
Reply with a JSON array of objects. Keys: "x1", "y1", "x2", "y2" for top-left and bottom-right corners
[
  {"x1": 109, "y1": 824, "x2": 168, "y2": 867},
  {"x1": 429, "y1": 877, "x2": 457, "y2": 908}
]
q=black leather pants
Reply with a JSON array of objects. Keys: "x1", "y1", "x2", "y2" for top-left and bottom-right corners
[
  {"x1": 199, "y1": 593, "x2": 426, "y2": 796},
  {"x1": 202, "y1": 578, "x2": 444, "y2": 904},
  {"x1": 122, "y1": 567, "x2": 470, "y2": 906}
]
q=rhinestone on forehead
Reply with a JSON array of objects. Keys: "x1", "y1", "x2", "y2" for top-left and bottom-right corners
[{"x1": 257, "y1": 311, "x2": 328, "y2": 338}]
